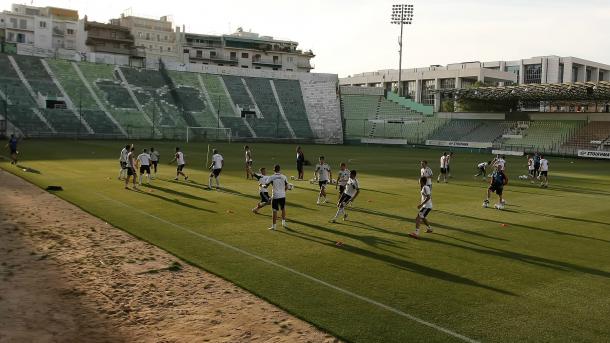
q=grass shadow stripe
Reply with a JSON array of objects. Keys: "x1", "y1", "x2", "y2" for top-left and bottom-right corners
[{"x1": 97, "y1": 193, "x2": 480, "y2": 343}]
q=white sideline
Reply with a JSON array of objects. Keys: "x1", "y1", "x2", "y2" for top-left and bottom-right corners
[{"x1": 98, "y1": 193, "x2": 479, "y2": 343}]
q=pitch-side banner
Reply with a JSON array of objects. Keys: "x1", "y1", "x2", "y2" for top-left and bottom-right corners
[
  {"x1": 425, "y1": 140, "x2": 492, "y2": 149},
  {"x1": 577, "y1": 150, "x2": 610, "y2": 159}
]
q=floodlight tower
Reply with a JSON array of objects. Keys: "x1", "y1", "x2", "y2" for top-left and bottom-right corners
[{"x1": 391, "y1": 4, "x2": 414, "y2": 97}]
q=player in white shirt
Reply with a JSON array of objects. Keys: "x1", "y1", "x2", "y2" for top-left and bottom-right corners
[
  {"x1": 252, "y1": 167, "x2": 271, "y2": 214},
  {"x1": 149, "y1": 147, "x2": 160, "y2": 179},
  {"x1": 526, "y1": 155, "x2": 535, "y2": 183},
  {"x1": 475, "y1": 160, "x2": 492, "y2": 179},
  {"x1": 420, "y1": 160, "x2": 433, "y2": 190},
  {"x1": 331, "y1": 170, "x2": 360, "y2": 223},
  {"x1": 137, "y1": 149, "x2": 152, "y2": 185},
  {"x1": 118, "y1": 144, "x2": 130, "y2": 180},
  {"x1": 124, "y1": 146, "x2": 138, "y2": 190},
  {"x1": 170, "y1": 147, "x2": 188, "y2": 181},
  {"x1": 314, "y1": 156, "x2": 332, "y2": 204},
  {"x1": 336, "y1": 162, "x2": 350, "y2": 200},
  {"x1": 539, "y1": 156, "x2": 549, "y2": 188},
  {"x1": 244, "y1": 145, "x2": 253, "y2": 180},
  {"x1": 493, "y1": 155, "x2": 506, "y2": 172},
  {"x1": 408, "y1": 176, "x2": 433, "y2": 239},
  {"x1": 208, "y1": 149, "x2": 224, "y2": 189},
  {"x1": 437, "y1": 152, "x2": 448, "y2": 183},
  {"x1": 265, "y1": 164, "x2": 289, "y2": 230}
]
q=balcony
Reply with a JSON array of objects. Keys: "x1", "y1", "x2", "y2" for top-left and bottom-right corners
[
  {"x1": 252, "y1": 58, "x2": 282, "y2": 68},
  {"x1": 86, "y1": 32, "x2": 135, "y2": 43}
]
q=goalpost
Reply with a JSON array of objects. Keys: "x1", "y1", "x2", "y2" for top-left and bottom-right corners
[{"x1": 186, "y1": 126, "x2": 232, "y2": 143}]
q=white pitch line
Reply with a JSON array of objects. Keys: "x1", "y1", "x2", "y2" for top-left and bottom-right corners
[{"x1": 98, "y1": 193, "x2": 479, "y2": 343}]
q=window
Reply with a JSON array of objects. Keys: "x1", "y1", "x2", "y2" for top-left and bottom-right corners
[
  {"x1": 138, "y1": 32, "x2": 143, "y2": 38},
  {"x1": 196, "y1": 50, "x2": 203, "y2": 58},
  {"x1": 422, "y1": 80, "x2": 436, "y2": 105},
  {"x1": 272, "y1": 67, "x2": 278, "y2": 71},
  {"x1": 253, "y1": 54, "x2": 261, "y2": 62},
  {"x1": 255, "y1": 66, "x2": 261, "y2": 69},
  {"x1": 287, "y1": 56, "x2": 293, "y2": 62},
  {"x1": 241, "y1": 65, "x2": 248, "y2": 68},
  {"x1": 67, "y1": 29, "x2": 74, "y2": 35},
  {"x1": 600, "y1": 71, "x2": 605, "y2": 81},
  {"x1": 273, "y1": 55, "x2": 279, "y2": 64},
  {"x1": 439, "y1": 78, "x2": 455, "y2": 89},
  {"x1": 157, "y1": 34, "x2": 160, "y2": 41},
  {"x1": 10, "y1": 18, "x2": 17, "y2": 28},
  {"x1": 505, "y1": 65, "x2": 520, "y2": 84},
  {"x1": 164, "y1": 35, "x2": 168, "y2": 41},
  {"x1": 559, "y1": 63, "x2": 564, "y2": 82},
  {"x1": 183, "y1": 49, "x2": 189, "y2": 53},
  {"x1": 39, "y1": 21, "x2": 46, "y2": 28},
  {"x1": 210, "y1": 51, "x2": 216, "y2": 58},
  {"x1": 586, "y1": 68, "x2": 592, "y2": 82},
  {"x1": 7, "y1": 32, "x2": 14, "y2": 42},
  {"x1": 405, "y1": 81, "x2": 416, "y2": 99},
  {"x1": 230, "y1": 51, "x2": 237, "y2": 60},
  {"x1": 286, "y1": 68, "x2": 293, "y2": 71},
  {"x1": 16, "y1": 33, "x2": 25, "y2": 43},
  {"x1": 523, "y1": 64, "x2": 542, "y2": 84},
  {"x1": 145, "y1": 33, "x2": 150, "y2": 40},
  {"x1": 159, "y1": 46, "x2": 163, "y2": 53},
  {"x1": 241, "y1": 52, "x2": 248, "y2": 58},
  {"x1": 19, "y1": 19, "x2": 27, "y2": 29},
  {"x1": 167, "y1": 47, "x2": 171, "y2": 52}
]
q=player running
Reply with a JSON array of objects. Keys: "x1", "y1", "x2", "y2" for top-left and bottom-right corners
[
  {"x1": 118, "y1": 144, "x2": 130, "y2": 180},
  {"x1": 265, "y1": 164, "x2": 289, "y2": 230},
  {"x1": 475, "y1": 160, "x2": 491, "y2": 179},
  {"x1": 539, "y1": 155, "x2": 549, "y2": 188},
  {"x1": 137, "y1": 148, "x2": 152, "y2": 185},
  {"x1": 5, "y1": 134, "x2": 19, "y2": 165},
  {"x1": 208, "y1": 149, "x2": 224, "y2": 189},
  {"x1": 330, "y1": 170, "x2": 360, "y2": 223},
  {"x1": 420, "y1": 160, "x2": 433, "y2": 190},
  {"x1": 244, "y1": 145, "x2": 253, "y2": 179},
  {"x1": 150, "y1": 147, "x2": 160, "y2": 179},
  {"x1": 125, "y1": 146, "x2": 138, "y2": 190},
  {"x1": 252, "y1": 167, "x2": 271, "y2": 214},
  {"x1": 408, "y1": 176, "x2": 433, "y2": 239},
  {"x1": 170, "y1": 147, "x2": 189, "y2": 181},
  {"x1": 315, "y1": 156, "x2": 332, "y2": 205},
  {"x1": 483, "y1": 164, "x2": 508, "y2": 209},
  {"x1": 336, "y1": 162, "x2": 350, "y2": 200},
  {"x1": 437, "y1": 152, "x2": 448, "y2": 183}
]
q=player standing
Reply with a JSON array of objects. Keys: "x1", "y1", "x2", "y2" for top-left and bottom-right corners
[
  {"x1": 526, "y1": 154, "x2": 535, "y2": 183},
  {"x1": 336, "y1": 162, "x2": 350, "y2": 200},
  {"x1": 539, "y1": 155, "x2": 549, "y2": 188},
  {"x1": 483, "y1": 165, "x2": 508, "y2": 209},
  {"x1": 533, "y1": 152, "x2": 541, "y2": 178},
  {"x1": 149, "y1": 147, "x2": 160, "y2": 179},
  {"x1": 125, "y1": 146, "x2": 138, "y2": 190},
  {"x1": 244, "y1": 145, "x2": 253, "y2": 179},
  {"x1": 266, "y1": 164, "x2": 288, "y2": 230},
  {"x1": 330, "y1": 170, "x2": 360, "y2": 223},
  {"x1": 437, "y1": 152, "x2": 448, "y2": 183},
  {"x1": 208, "y1": 149, "x2": 224, "y2": 189},
  {"x1": 137, "y1": 148, "x2": 152, "y2": 185},
  {"x1": 315, "y1": 156, "x2": 332, "y2": 205},
  {"x1": 5, "y1": 134, "x2": 19, "y2": 165},
  {"x1": 252, "y1": 167, "x2": 271, "y2": 214},
  {"x1": 408, "y1": 176, "x2": 433, "y2": 239},
  {"x1": 420, "y1": 160, "x2": 433, "y2": 190},
  {"x1": 170, "y1": 147, "x2": 188, "y2": 181},
  {"x1": 447, "y1": 152, "x2": 454, "y2": 178},
  {"x1": 296, "y1": 146, "x2": 305, "y2": 180},
  {"x1": 494, "y1": 154, "x2": 506, "y2": 172},
  {"x1": 118, "y1": 144, "x2": 130, "y2": 180}
]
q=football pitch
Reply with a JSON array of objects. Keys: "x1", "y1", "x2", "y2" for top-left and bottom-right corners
[{"x1": 2, "y1": 140, "x2": 610, "y2": 343}]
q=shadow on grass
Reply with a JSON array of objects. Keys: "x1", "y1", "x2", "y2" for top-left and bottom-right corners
[
  {"x1": 503, "y1": 208, "x2": 610, "y2": 227},
  {"x1": 15, "y1": 164, "x2": 42, "y2": 174},
  {"x1": 451, "y1": 182, "x2": 566, "y2": 198},
  {"x1": 134, "y1": 188, "x2": 215, "y2": 213},
  {"x1": 431, "y1": 233, "x2": 610, "y2": 278},
  {"x1": 146, "y1": 183, "x2": 216, "y2": 203},
  {"x1": 435, "y1": 209, "x2": 610, "y2": 244},
  {"x1": 277, "y1": 226, "x2": 515, "y2": 296}
]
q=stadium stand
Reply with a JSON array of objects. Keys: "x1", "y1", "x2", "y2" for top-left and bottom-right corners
[
  {"x1": 273, "y1": 79, "x2": 314, "y2": 138},
  {"x1": 41, "y1": 108, "x2": 87, "y2": 134},
  {"x1": 12, "y1": 54, "x2": 62, "y2": 99},
  {"x1": 562, "y1": 121, "x2": 610, "y2": 151},
  {"x1": 244, "y1": 77, "x2": 292, "y2": 138},
  {"x1": 167, "y1": 71, "x2": 219, "y2": 128},
  {"x1": 502, "y1": 120, "x2": 585, "y2": 150},
  {"x1": 341, "y1": 94, "x2": 380, "y2": 137},
  {"x1": 460, "y1": 121, "x2": 516, "y2": 143},
  {"x1": 222, "y1": 75, "x2": 255, "y2": 111}
]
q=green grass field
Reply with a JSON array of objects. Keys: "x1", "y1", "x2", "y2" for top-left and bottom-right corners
[{"x1": 2, "y1": 140, "x2": 610, "y2": 343}]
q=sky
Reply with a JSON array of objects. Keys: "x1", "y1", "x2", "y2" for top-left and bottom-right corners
[{"x1": 3, "y1": 0, "x2": 610, "y2": 77}]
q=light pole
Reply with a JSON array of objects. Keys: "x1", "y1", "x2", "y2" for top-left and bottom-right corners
[{"x1": 391, "y1": 4, "x2": 414, "y2": 97}]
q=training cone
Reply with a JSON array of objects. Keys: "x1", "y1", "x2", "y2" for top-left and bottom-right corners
[
  {"x1": 501, "y1": 223, "x2": 508, "y2": 227},
  {"x1": 335, "y1": 241, "x2": 343, "y2": 247}
]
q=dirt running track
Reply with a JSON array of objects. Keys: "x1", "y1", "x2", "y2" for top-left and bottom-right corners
[{"x1": 0, "y1": 169, "x2": 337, "y2": 343}]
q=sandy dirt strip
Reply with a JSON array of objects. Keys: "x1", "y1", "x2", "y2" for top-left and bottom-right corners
[{"x1": 0, "y1": 169, "x2": 337, "y2": 343}]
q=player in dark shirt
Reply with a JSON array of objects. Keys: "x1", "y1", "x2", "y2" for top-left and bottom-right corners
[{"x1": 483, "y1": 165, "x2": 508, "y2": 209}]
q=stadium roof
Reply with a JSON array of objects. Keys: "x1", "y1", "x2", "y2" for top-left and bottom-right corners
[{"x1": 439, "y1": 81, "x2": 610, "y2": 101}]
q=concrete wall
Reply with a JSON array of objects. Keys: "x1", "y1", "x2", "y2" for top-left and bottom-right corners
[
  {"x1": 300, "y1": 78, "x2": 342, "y2": 144},
  {"x1": 437, "y1": 112, "x2": 505, "y2": 120}
]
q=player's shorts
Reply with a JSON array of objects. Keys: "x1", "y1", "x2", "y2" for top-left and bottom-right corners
[
  {"x1": 418, "y1": 207, "x2": 432, "y2": 219},
  {"x1": 540, "y1": 171, "x2": 548, "y2": 177},
  {"x1": 339, "y1": 185, "x2": 346, "y2": 194},
  {"x1": 272, "y1": 197, "x2": 286, "y2": 211},
  {"x1": 529, "y1": 169, "x2": 535, "y2": 176},
  {"x1": 177, "y1": 164, "x2": 185, "y2": 172},
  {"x1": 151, "y1": 160, "x2": 158, "y2": 167},
  {"x1": 140, "y1": 165, "x2": 150, "y2": 174},
  {"x1": 260, "y1": 192, "x2": 270, "y2": 203},
  {"x1": 120, "y1": 161, "x2": 127, "y2": 169},
  {"x1": 440, "y1": 168, "x2": 447, "y2": 174},
  {"x1": 534, "y1": 164, "x2": 540, "y2": 172},
  {"x1": 127, "y1": 167, "x2": 135, "y2": 176},
  {"x1": 488, "y1": 184, "x2": 503, "y2": 196},
  {"x1": 318, "y1": 180, "x2": 328, "y2": 189},
  {"x1": 338, "y1": 193, "x2": 352, "y2": 207},
  {"x1": 212, "y1": 168, "x2": 222, "y2": 177}
]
